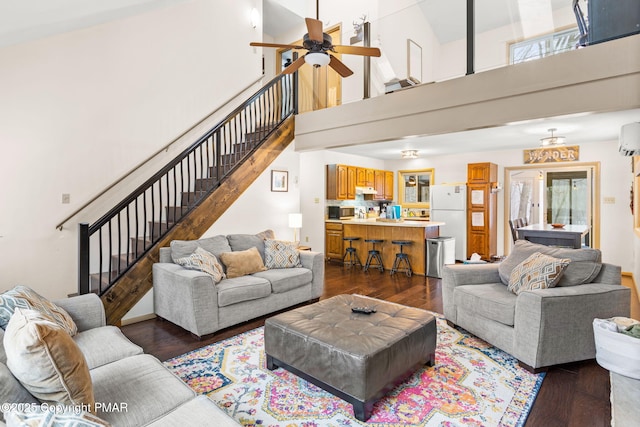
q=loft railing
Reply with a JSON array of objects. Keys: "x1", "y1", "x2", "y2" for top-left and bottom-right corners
[{"x1": 78, "y1": 73, "x2": 297, "y2": 295}]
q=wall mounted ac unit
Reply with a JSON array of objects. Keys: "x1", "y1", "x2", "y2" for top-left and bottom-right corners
[{"x1": 619, "y1": 122, "x2": 640, "y2": 156}]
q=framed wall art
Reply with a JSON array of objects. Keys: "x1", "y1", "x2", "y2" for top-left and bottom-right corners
[{"x1": 271, "y1": 170, "x2": 288, "y2": 192}]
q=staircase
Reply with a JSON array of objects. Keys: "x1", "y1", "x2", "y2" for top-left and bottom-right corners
[{"x1": 78, "y1": 74, "x2": 297, "y2": 325}]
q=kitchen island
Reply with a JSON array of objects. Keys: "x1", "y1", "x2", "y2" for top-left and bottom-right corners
[{"x1": 325, "y1": 218, "x2": 444, "y2": 276}]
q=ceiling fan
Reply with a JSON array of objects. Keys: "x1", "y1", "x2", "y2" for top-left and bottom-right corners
[{"x1": 250, "y1": 17, "x2": 381, "y2": 77}]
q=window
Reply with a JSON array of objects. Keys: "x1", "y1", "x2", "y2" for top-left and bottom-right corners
[
  {"x1": 509, "y1": 27, "x2": 582, "y2": 64},
  {"x1": 398, "y1": 169, "x2": 434, "y2": 208}
]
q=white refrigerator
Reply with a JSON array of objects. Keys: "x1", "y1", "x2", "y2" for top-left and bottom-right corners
[{"x1": 430, "y1": 184, "x2": 467, "y2": 262}]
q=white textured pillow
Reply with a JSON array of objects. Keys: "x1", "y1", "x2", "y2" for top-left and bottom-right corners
[
  {"x1": 173, "y1": 247, "x2": 226, "y2": 283},
  {"x1": 508, "y1": 252, "x2": 571, "y2": 295},
  {"x1": 264, "y1": 239, "x2": 302, "y2": 269},
  {"x1": 0, "y1": 286, "x2": 77, "y2": 336},
  {"x1": 4, "y1": 308, "x2": 95, "y2": 410}
]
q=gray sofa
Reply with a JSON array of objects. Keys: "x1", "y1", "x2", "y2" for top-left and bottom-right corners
[
  {"x1": 0, "y1": 293, "x2": 239, "y2": 427},
  {"x1": 153, "y1": 231, "x2": 325, "y2": 338},
  {"x1": 442, "y1": 240, "x2": 630, "y2": 372}
]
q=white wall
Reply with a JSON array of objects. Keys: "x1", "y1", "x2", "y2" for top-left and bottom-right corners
[{"x1": 0, "y1": 0, "x2": 263, "y2": 299}]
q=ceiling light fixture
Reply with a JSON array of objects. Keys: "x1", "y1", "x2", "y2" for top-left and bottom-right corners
[
  {"x1": 305, "y1": 52, "x2": 330, "y2": 67},
  {"x1": 540, "y1": 128, "x2": 566, "y2": 146},
  {"x1": 401, "y1": 149, "x2": 418, "y2": 159}
]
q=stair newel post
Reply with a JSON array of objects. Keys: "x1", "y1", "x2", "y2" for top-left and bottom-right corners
[{"x1": 78, "y1": 222, "x2": 90, "y2": 295}]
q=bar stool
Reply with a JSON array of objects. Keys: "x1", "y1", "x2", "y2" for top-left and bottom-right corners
[
  {"x1": 342, "y1": 237, "x2": 362, "y2": 268},
  {"x1": 390, "y1": 240, "x2": 413, "y2": 277},
  {"x1": 363, "y1": 239, "x2": 384, "y2": 273}
]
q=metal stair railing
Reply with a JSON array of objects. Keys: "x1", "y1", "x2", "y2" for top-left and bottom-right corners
[{"x1": 78, "y1": 73, "x2": 297, "y2": 295}]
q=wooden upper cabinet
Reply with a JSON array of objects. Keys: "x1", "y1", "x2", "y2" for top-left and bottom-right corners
[
  {"x1": 356, "y1": 167, "x2": 375, "y2": 187},
  {"x1": 347, "y1": 166, "x2": 356, "y2": 199},
  {"x1": 373, "y1": 169, "x2": 385, "y2": 199},
  {"x1": 328, "y1": 164, "x2": 392, "y2": 200},
  {"x1": 467, "y1": 162, "x2": 498, "y2": 184},
  {"x1": 384, "y1": 171, "x2": 394, "y2": 200}
]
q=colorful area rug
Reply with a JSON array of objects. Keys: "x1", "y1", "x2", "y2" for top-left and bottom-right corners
[{"x1": 165, "y1": 315, "x2": 544, "y2": 427}]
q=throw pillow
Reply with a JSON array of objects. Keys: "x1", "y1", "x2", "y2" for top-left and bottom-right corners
[
  {"x1": 508, "y1": 252, "x2": 571, "y2": 295},
  {"x1": 499, "y1": 240, "x2": 602, "y2": 287},
  {"x1": 0, "y1": 286, "x2": 77, "y2": 336},
  {"x1": 227, "y1": 230, "x2": 276, "y2": 261},
  {"x1": 173, "y1": 247, "x2": 226, "y2": 283},
  {"x1": 5, "y1": 408, "x2": 111, "y2": 426},
  {"x1": 264, "y1": 239, "x2": 302, "y2": 269},
  {"x1": 4, "y1": 308, "x2": 95, "y2": 410},
  {"x1": 219, "y1": 247, "x2": 267, "y2": 278}
]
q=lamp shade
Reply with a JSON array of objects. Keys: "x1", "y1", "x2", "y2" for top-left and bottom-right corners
[
  {"x1": 305, "y1": 52, "x2": 330, "y2": 67},
  {"x1": 288, "y1": 213, "x2": 302, "y2": 228}
]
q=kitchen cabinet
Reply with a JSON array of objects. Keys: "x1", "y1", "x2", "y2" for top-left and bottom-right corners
[
  {"x1": 327, "y1": 164, "x2": 393, "y2": 200},
  {"x1": 384, "y1": 171, "x2": 394, "y2": 200},
  {"x1": 468, "y1": 162, "x2": 497, "y2": 184},
  {"x1": 356, "y1": 168, "x2": 374, "y2": 187},
  {"x1": 325, "y1": 222, "x2": 344, "y2": 261},
  {"x1": 466, "y1": 163, "x2": 497, "y2": 260},
  {"x1": 326, "y1": 164, "x2": 356, "y2": 200}
]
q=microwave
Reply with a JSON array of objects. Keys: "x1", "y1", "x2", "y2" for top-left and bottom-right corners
[{"x1": 328, "y1": 206, "x2": 355, "y2": 219}]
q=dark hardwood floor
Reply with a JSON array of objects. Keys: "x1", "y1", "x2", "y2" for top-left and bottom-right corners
[{"x1": 121, "y1": 263, "x2": 639, "y2": 427}]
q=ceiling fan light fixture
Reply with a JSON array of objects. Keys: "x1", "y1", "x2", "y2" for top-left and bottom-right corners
[
  {"x1": 401, "y1": 149, "x2": 418, "y2": 159},
  {"x1": 305, "y1": 52, "x2": 330, "y2": 67},
  {"x1": 540, "y1": 128, "x2": 566, "y2": 146}
]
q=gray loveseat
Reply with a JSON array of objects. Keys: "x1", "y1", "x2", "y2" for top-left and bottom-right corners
[
  {"x1": 153, "y1": 231, "x2": 325, "y2": 338},
  {"x1": 0, "y1": 293, "x2": 239, "y2": 427},
  {"x1": 442, "y1": 240, "x2": 630, "y2": 372}
]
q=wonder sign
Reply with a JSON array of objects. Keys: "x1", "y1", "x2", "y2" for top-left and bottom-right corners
[{"x1": 523, "y1": 145, "x2": 580, "y2": 164}]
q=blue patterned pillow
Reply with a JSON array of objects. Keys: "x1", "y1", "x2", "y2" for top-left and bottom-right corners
[
  {"x1": 264, "y1": 239, "x2": 302, "y2": 269},
  {"x1": 0, "y1": 286, "x2": 77, "y2": 335}
]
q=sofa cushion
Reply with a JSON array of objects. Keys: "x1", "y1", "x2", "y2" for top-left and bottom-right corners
[
  {"x1": 454, "y1": 284, "x2": 517, "y2": 326},
  {"x1": 227, "y1": 229, "x2": 275, "y2": 261},
  {"x1": 253, "y1": 267, "x2": 313, "y2": 293},
  {"x1": 0, "y1": 362, "x2": 39, "y2": 423},
  {"x1": 173, "y1": 247, "x2": 226, "y2": 283},
  {"x1": 219, "y1": 247, "x2": 267, "y2": 279},
  {"x1": 508, "y1": 252, "x2": 571, "y2": 295},
  {"x1": 170, "y1": 235, "x2": 231, "y2": 260},
  {"x1": 146, "y1": 395, "x2": 240, "y2": 427},
  {"x1": 4, "y1": 308, "x2": 94, "y2": 409},
  {"x1": 73, "y1": 326, "x2": 143, "y2": 370},
  {"x1": 499, "y1": 240, "x2": 602, "y2": 287},
  {"x1": 90, "y1": 354, "x2": 194, "y2": 427},
  {"x1": 0, "y1": 285, "x2": 77, "y2": 336},
  {"x1": 264, "y1": 239, "x2": 302, "y2": 269},
  {"x1": 0, "y1": 327, "x2": 5, "y2": 364},
  {"x1": 216, "y1": 276, "x2": 272, "y2": 307},
  {"x1": 5, "y1": 408, "x2": 111, "y2": 426}
]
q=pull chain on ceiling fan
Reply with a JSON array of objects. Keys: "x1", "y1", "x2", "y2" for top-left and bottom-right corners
[{"x1": 250, "y1": 17, "x2": 381, "y2": 77}]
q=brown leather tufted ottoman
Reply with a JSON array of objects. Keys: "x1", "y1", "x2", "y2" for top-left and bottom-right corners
[{"x1": 264, "y1": 294, "x2": 437, "y2": 421}]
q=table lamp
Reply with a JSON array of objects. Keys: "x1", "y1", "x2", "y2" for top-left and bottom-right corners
[{"x1": 288, "y1": 213, "x2": 302, "y2": 242}]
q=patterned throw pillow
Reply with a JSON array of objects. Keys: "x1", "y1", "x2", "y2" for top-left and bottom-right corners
[
  {"x1": 508, "y1": 252, "x2": 571, "y2": 295},
  {"x1": 264, "y1": 239, "x2": 302, "y2": 269},
  {"x1": 0, "y1": 286, "x2": 77, "y2": 336},
  {"x1": 4, "y1": 308, "x2": 95, "y2": 410},
  {"x1": 173, "y1": 247, "x2": 226, "y2": 283}
]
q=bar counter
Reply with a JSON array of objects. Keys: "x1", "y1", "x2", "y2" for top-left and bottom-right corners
[{"x1": 326, "y1": 218, "x2": 444, "y2": 275}]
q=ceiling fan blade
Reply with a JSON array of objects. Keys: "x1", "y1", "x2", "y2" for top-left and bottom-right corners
[
  {"x1": 305, "y1": 17, "x2": 324, "y2": 42},
  {"x1": 250, "y1": 42, "x2": 304, "y2": 49},
  {"x1": 281, "y1": 56, "x2": 306, "y2": 74},
  {"x1": 332, "y1": 45, "x2": 382, "y2": 57},
  {"x1": 329, "y1": 55, "x2": 354, "y2": 77}
]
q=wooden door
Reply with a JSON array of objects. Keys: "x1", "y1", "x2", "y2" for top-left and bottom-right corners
[{"x1": 384, "y1": 171, "x2": 394, "y2": 200}]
